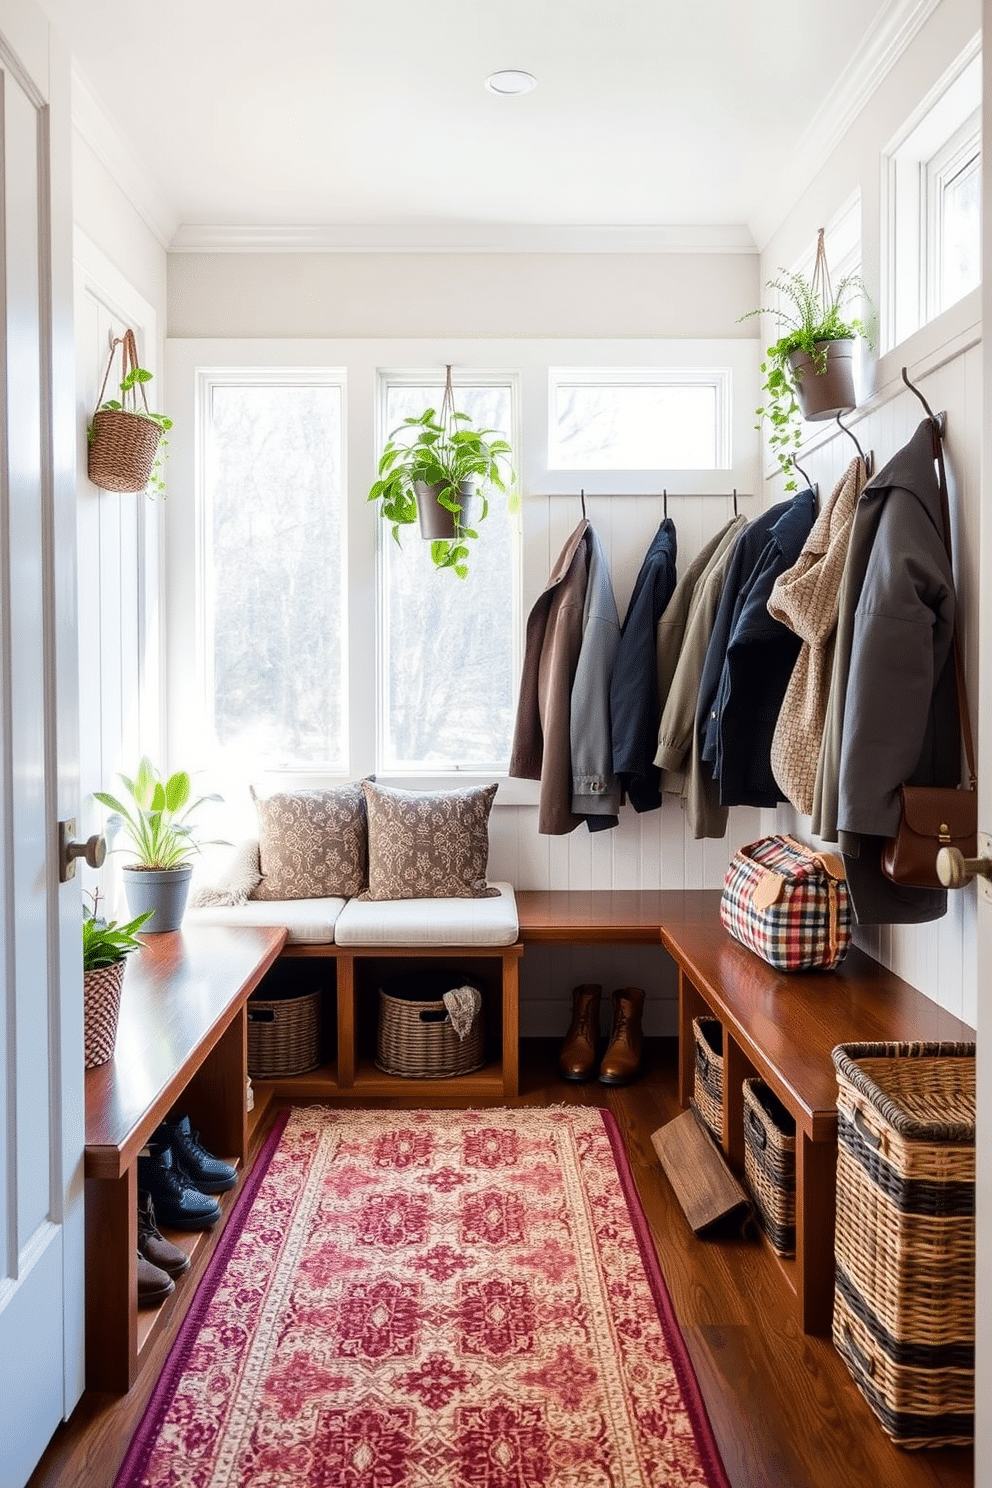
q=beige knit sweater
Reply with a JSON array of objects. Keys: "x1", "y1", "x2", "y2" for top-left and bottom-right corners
[{"x1": 766, "y1": 457, "x2": 866, "y2": 815}]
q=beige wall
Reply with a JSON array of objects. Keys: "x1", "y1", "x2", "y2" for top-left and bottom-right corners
[{"x1": 166, "y1": 250, "x2": 759, "y2": 340}]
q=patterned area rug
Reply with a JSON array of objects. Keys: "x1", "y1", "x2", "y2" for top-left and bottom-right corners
[{"x1": 118, "y1": 1106, "x2": 729, "y2": 1488}]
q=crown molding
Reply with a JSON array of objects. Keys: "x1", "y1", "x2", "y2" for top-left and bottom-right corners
[
  {"x1": 71, "y1": 63, "x2": 178, "y2": 251},
  {"x1": 750, "y1": 0, "x2": 945, "y2": 249},
  {"x1": 167, "y1": 222, "x2": 757, "y2": 255}
]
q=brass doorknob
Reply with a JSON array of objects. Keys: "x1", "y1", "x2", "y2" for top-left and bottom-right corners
[{"x1": 936, "y1": 846, "x2": 992, "y2": 889}]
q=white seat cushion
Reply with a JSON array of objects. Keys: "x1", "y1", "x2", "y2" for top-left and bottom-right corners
[
  {"x1": 184, "y1": 897, "x2": 346, "y2": 946},
  {"x1": 334, "y1": 882, "x2": 518, "y2": 946}
]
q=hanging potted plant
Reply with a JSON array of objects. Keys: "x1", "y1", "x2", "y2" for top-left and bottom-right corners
[
  {"x1": 87, "y1": 329, "x2": 173, "y2": 494},
  {"x1": 742, "y1": 229, "x2": 873, "y2": 487},
  {"x1": 368, "y1": 365, "x2": 515, "y2": 579},
  {"x1": 82, "y1": 893, "x2": 153, "y2": 1068},
  {"x1": 95, "y1": 758, "x2": 226, "y2": 933}
]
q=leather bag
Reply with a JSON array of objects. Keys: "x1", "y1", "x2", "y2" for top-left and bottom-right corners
[{"x1": 881, "y1": 423, "x2": 977, "y2": 889}]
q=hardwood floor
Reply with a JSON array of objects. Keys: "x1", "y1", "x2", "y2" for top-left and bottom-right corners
[{"x1": 29, "y1": 1039, "x2": 973, "y2": 1488}]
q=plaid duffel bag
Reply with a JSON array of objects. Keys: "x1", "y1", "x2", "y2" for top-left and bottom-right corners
[{"x1": 719, "y1": 834, "x2": 851, "y2": 971}]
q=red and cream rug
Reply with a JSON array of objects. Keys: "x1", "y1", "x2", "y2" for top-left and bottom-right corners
[{"x1": 118, "y1": 1106, "x2": 729, "y2": 1487}]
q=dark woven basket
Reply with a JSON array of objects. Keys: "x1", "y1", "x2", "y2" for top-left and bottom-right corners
[
  {"x1": 247, "y1": 987, "x2": 322, "y2": 1079},
  {"x1": 742, "y1": 1078, "x2": 796, "y2": 1257},
  {"x1": 691, "y1": 1016, "x2": 723, "y2": 1141},
  {"x1": 376, "y1": 973, "x2": 484, "y2": 1080},
  {"x1": 832, "y1": 1040, "x2": 976, "y2": 1448}
]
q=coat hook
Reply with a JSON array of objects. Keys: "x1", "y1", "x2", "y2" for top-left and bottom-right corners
[
  {"x1": 901, "y1": 366, "x2": 946, "y2": 438},
  {"x1": 835, "y1": 410, "x2": 873, "y2": 477},
  {"x1": 663, "y1": 487, "x2": 668, "y2": 518},
  {"x1": 580, "y1": 487, "x2": 587, "y2": 520},
  {"x1": 732, "y1": 487, "x2": 738, "y2": 517},
  {"x1": 791, "y1": 455, "x2": 818, "y2": 497}
]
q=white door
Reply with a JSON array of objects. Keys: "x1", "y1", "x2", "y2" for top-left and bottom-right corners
[{"x1": 0, "y1": 5, "x2": 83, "y2": 1488}]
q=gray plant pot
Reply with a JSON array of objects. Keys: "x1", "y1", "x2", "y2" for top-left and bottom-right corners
[
  {"x1": 414, "y1": 478, "x2": 476, "y2": 540},
  {"x1": 787, "y1": 338, "x2": 857, "y2": 422},
  {"x1": 122, "y1": 864, "x2": 193, "y2": 933}
]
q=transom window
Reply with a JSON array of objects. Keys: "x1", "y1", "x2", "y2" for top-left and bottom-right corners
[{"x1": 548, "y1": 368, "x2": 731, "y2": 470}]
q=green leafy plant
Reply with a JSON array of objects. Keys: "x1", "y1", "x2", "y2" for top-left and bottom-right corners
[
  {"x1": 95, "y1": 757, "x2": 226, "y2": 870},
  {"x1": 368, "y1": 374, "x2": 516, "y2": 579},
  {"x1": 741, "y1": 254, "x2": 873, "y2": 490},
  {"x1": 82, "y1": 891, "x2": 153, "y2": 971},
  {"x1": 87, "y1": 361, "x2": 173, "y2": 496}
]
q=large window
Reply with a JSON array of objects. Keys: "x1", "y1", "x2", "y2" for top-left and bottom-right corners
[
  {"x1": 379, "y1": 375, "x2": 520, "y2": 772},
  {"x1": 201, "y1": 373, "x2": 347, "y2": 770}
]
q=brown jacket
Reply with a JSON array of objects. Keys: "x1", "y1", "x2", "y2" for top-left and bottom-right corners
[
  {"x1": 767, "y1": 457, "x2": 865, "y2": 814},
  {"x1": 509, "y1": 522, "x2": 590, "y2": 835}
]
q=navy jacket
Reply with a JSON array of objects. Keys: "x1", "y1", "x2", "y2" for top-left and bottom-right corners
[
  {"x1": 705, "y1": 489, "x2": 817, "y2": 805},
  {"x1": 609, "y1": 518, "x2": 677, "y2": 812}
]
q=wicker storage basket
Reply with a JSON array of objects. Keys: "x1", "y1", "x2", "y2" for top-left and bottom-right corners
[
  {"x1": 83, "y1": 961, "x2": 126, "y2": 1069},
  {"x1": 742, "y1": 1078, "x2": 796, "y2": 1256},
  {"x1": 691, "y1": 1016, "x2": 724, "y2": 1141},
  {"x1": 832, "y1": 1040, "x2": 976, "y2": 1448},
  {"x1": 376, "y1": 973, "x2": 484, "y2": 1080},
  {"x1": 88, "y1": 407, "x2": 162, "y2": 493},
  {"x1": 247, "y1": 987, "x2": 322, "y2": 1079}
]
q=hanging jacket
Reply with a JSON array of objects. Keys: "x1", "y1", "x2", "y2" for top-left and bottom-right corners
[
  {"x1": 694, "y1": 497, "x2": 794, "y2": 761},
  {"x1": 767, "y1": 457, "x2": 865, "y2": 814},
  {"x1": 653, "y1": 516, "x2": 747, "y2": 780},
  {"x1": 814, "y1": 419, "x2": 958, "y2": 924},
  {"x1": 655, "y1": 517, "x2": 741, "y2": 715},
  {"x1": 655, "y1": 516, "x2": 749, "y2": 839},
  {"x1": 571, "y1": 523, "x2": 622, "y2": 827},
  {"x1": 609, "y1": 517, "x2": 677, "y2": 813},
  {"x1": 706, "y1": 487, "x2": 817, "y2": 807},
  {"x1": 509, "y1": 521, "x2": 590, "y2": 835}
]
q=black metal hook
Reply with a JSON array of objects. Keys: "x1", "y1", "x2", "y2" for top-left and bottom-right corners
[
  {"x1": 901, "y1": 366, "x2": 946, "y2": 438},
  {"x1": 835, "y1": 410, "x2": 874, "y2": 477},
  {"x1": 580, "y1": 488, "x2": 587, "y2": 520},
  {"x1": 791, "y1": 455, "x2": 817, "y2": 496},
  {"x1": 663, "y1": 488, "x2": 668, "y2": 519},
  {"x1": 732, "y1": 487, "x2": 738, "y2": 517}
]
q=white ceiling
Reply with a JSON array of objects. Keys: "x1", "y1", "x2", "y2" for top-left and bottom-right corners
[{"x1": 40, "y1": 0, "x2": 910, "y2": 250}]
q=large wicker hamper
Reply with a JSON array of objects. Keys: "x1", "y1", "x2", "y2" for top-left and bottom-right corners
[
  {"x1": 691, "y1": 1016, "x2": 724, "y2": 1142},
  {"x1": 831, "y1": 1040, "x2": 976, "y2": 1448},
  {"x1": 247, "y1": 986, "x2": 322, "y2": 1079}
]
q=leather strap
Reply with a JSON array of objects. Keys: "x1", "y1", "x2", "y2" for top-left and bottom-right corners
[{"x1": 932, "y1": 424, "x2": 977, "y2": 790}]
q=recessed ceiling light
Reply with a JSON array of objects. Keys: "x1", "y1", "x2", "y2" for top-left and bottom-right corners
[{"x1": 485, "y1": 70, "x2": 537, "y2": 96}]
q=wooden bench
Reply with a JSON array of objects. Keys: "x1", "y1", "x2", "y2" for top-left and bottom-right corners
[{"x1": 517, "y1": 888, "x2": 975, "y2": 1334}]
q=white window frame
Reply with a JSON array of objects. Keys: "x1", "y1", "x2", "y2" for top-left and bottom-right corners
[
  {"x1": 924, "y1": 112, "x2": 981, "y2": 320},
  {"x1": 547, "y1": 366, "x2": 732, "y2": 471},
  {"x1": 882, "y1": 38, "x2": 981, "y2": 352},
  {"x1": 194, "y1": 364, "x2": 350, "y2": 773}
]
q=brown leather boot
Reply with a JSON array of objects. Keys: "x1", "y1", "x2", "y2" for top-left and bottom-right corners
[
  {"x1": 598, "y1": 987, "x2": 645, "y2": 1085},
  {"x1": 558, "y1": 984, "x2": 602, "y2": 1082}
]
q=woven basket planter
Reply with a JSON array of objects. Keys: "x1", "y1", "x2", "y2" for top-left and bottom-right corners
[
  {"x1": 87, "y1": 407, "x2": 163, "y2": 493},
  {"x1": 832, "y1": 1040, "x2": 976, "y2": 1448},
  {"x1": 742, "y1": 1078, "x2": 796, "y2": 1256},
  {"x1": 691, "y1": 1016, "x2": 724, "y2": 1142},
  {"x1": 247, "y1": 988, "x2": 322, "y2": 1079},
  {"x1": 83, "y1": 960, "x2": 126, "y2": 1068},
  {"x1": 376, "y1": 977, "x2": 484, "y2": 1080}
]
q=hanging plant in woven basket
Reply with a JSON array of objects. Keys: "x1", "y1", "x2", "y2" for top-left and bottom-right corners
[{"x1": 87, "y1": 329, "x2": 173, "y2": 494}]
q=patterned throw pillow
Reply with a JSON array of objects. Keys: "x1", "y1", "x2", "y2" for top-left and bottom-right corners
[
  {"x1": 250, "y1": 783, "x2": 369, "y2": 901},
  {"x1": 360, "y1": 781, "x2": 499, "y2": 901}
]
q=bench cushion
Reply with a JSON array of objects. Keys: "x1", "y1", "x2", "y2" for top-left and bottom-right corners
[
  {"x1": 334, "y1": 882, "x2": 518, "y2": 946},
  {"x1": 185, "y1": 897, "x2": 346, "y2": 945}
]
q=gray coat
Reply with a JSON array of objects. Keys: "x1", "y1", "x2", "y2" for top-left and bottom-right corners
[{"x1": 814, "y1": 419, "x2": 959, "y2": 924}]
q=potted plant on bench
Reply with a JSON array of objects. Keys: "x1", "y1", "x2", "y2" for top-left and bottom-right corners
[
  {"x1": 95, "y1": 757, "x2": 226, "y2": 932},
  {"x1": 368, "y1": 365, "x2": 515, "y2": 579}
]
